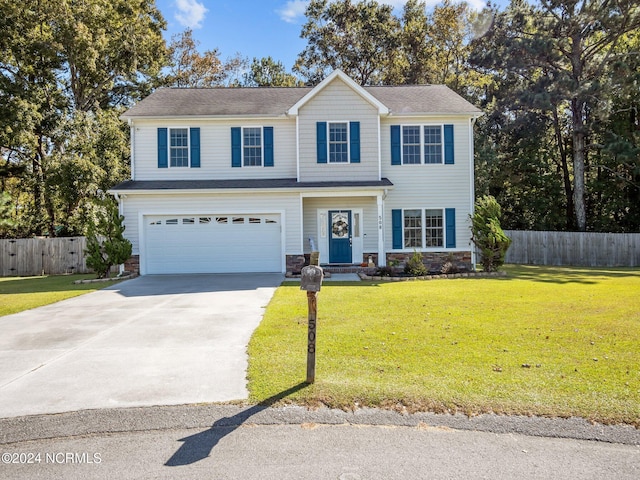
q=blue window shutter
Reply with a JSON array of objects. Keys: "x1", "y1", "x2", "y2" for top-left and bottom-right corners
[
  {"x1": 445, "y1": 208, "x2": 456, "y2": 248},
  {"x1": 157, "y1": 128, "x2": 168, "y2": 168},
  {"x1": 190, "y1": 127, "x2": 200, "y2": 168},
  {"x1": 444, "y1": 124, "x2": 454, "y2": 165},
  {"x1": 392, "y1": 209, "x2": 403, "y2": 249},
  {"x1": 231, "y1": 127, "x2": 241, "y2": 167},
  {"x1": 391, "y1": 125, "x2": 401, "y2": 165},
  {"x1": 264, "y1": 126, "x2": 274, "y2": 167},
  {"x1": 349, "y1": 121, "x2": 360, "y2": 163},
  {"x1": 316, "y1": 122, "x2": 327, "y2": 164}
]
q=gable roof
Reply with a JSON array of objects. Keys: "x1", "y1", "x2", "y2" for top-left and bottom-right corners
[
  {"x1": 121, "y1": 71, "x2": 482, "y2": 119},
  {"x1": 287, "y1": 70, "x2": 389, "y2": 115}
]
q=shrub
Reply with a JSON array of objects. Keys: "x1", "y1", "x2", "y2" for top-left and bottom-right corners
[
  {"x1": 84, "y1": 199, "x2": 132, "y2": 278},
  {"x1": 470, "y1": 195, "x2": 512, "y2": 272},
  {"x1": 404, "y1": 250, "x2": 427, "y2": 276}
]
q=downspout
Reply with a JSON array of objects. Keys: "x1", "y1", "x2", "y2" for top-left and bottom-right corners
[
  {"x1": 112, "y1": 192, "x2": 125, "y2": 275},
  {"x1": 129, "y1": 119, "x2": 135, "y2": 180},
  {"x1": 469, "y1": 116, "x2": 478, "y2": 269}
]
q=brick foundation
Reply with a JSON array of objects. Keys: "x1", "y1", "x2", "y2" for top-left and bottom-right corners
[
  {"x1": 123, "y1": 255, "x2": 140, "y2": 274},
  {"x1": 386, "y1": 251, "x2": 473, "y2": 273},
  {"x1": 286, "y1": 254, "x2": 307, "y2": 274}
]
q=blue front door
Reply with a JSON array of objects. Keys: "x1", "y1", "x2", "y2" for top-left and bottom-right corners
[{"x1": 329, "y1": 210, "x2": 352, "y2": 263}]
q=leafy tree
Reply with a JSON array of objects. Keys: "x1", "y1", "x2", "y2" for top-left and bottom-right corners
[
  {"x1": 470, "y1": 196, "x2": 512, "y2": 272},
  {"x1": 84, "y1": 199, "x2": 132, "y2": 278},
  {"x1": 294, "y1": 0, "x2": 400, "y2": 85},
  {"x1": 244, "y1": 57, "x2": 302, "y2": 87},
  {"x1": 166, "y1": 28, "x2": 224, "y2": 87},
  {"x1": 470, "y1": 0, "x2": 640, "y2": 231},
  {"x1": 0, "y1": 0, "x2": 165, "y2": 237}
]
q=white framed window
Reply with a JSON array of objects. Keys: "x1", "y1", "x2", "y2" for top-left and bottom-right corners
[
  {"x1": 243, "y1": 127, "x2": 262, "y2": 166},
  {"x1": 401, "y1": 125, "x2": 444, "y2": 165},
  {"x1": 169, "y1": 128, "x2": 189, "y2": 167},
  {"x1": 329, "y1": 122, "x2": 349, "y2": 163},
  {"x1": 403, "y1": 209, "x2": 444, "y2": 248}
]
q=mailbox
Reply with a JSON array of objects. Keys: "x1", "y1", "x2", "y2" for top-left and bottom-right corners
[{"x1": 300, "y1": 265, "x2": 324, "y2": 292}]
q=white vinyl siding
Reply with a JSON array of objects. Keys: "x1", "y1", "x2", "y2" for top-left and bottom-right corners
[
  {"x1": 382, "y1": 117, "x2": 473, "y2": 252},
  {"x1": 132, "y1": 118, "x2": 296, "y2": 180},
  {"x1": 298, "y1": 77, "x2": 379, "y2": 182}
]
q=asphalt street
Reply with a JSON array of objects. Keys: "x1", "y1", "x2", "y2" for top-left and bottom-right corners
[{"x1": 1, "y1": 405, "x2": 638, "y2": 480}]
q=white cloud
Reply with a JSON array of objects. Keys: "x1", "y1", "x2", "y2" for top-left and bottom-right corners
[
  {"x1": 277, "y1": 0, "x2": 309, "y2": 24},
  {"x1": 174, "y1": 0, "x2": 208, "y2": 29}
]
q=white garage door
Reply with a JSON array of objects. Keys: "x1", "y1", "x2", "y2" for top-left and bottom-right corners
[{"x1": 144, "y1": 214, "x2": 282, "y2": 274}]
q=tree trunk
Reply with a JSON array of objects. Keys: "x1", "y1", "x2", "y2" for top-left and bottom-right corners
[
  {"x1": 552, "y1": 105, "x2": 575, "y2": 229},
  {"x1": 572, "y1": 98, "x2": 587, "y2": 231}
]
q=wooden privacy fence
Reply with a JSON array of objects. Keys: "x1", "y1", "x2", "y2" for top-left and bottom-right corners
[
  {"x1": 504, "y1": 230, "x2": 640, "y2": 267},
  {"x1": 0, "y1": 237, "x2": 90, "y2": 276}
]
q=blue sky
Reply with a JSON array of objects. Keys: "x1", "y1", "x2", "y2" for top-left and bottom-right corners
[{"x1": 155, "y1": 0, "x2": 508, "y2": 72}]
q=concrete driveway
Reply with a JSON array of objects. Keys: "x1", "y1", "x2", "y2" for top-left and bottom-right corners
[{"x1": 0, "y1": 274, "x2": 283, "y2": 418}]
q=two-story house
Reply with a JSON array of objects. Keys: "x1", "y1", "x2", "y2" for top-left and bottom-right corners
[{"x1": 110, "y1": 70, "x2": 482, "y2": 275}]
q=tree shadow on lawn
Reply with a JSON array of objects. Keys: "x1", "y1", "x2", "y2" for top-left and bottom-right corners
[
  {"x1": 498, "y1": 265, "x2": 640, "y2": 285},
  {"x1": 165, "y1": 382, "x2": 309, "y2": 467}
]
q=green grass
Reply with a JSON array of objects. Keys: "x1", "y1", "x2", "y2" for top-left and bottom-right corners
[
  {"x1": 0, "y1": 274, "x2": 113, "y2": 317},
  {"x1": 248, "y1": 265, "x2": 640, "y2": 426}
]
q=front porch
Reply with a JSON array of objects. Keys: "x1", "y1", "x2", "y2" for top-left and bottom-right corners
[{"x1": 302, "y1": 193, "x2": 385, "y2": 268}]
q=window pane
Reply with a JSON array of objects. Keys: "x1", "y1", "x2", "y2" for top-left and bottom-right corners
[
  {"x1": 425, "y1": 209, "x2": 444, "y2": 247},
  {"x1": 402, "y1": 126, "x2": 421, "y2": 165},
  {"x1": 329, "y1": 123, "x2": 348, "y2": 163},
  {"x1": 243, "y1": 128, "x2": 262, "y2": 166},
  {"x1": 170, "y1": 128, "x2": 189, "y2": 167},
  {"x1": 404, "y1": 209, "x2": 422, "y2": 248},
  {"x1": 424, "y1": 126, "x2": 442, "y2": 164}
]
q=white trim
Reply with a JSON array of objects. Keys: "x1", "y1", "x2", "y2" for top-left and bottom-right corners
[
  {"x1": 396, "y1": 207, "x2": 447, "y2": 251},
  {"x1": 296, "y1": 116, "x2": 300, "y2": 181},
  {"x1": 377, "y1": 115, "x2": 382, "y2": 181},
  {"x1": 167, "y1": 126, "x2": 191, "y2": 168},
  {"x1": 239, "y1": 126, "x2": 265, "y2": 168},
  {"x1": 399, "y1": 124, "x2": 445, "y2": 165},
  {"x1": 287, "y1": 70, "x2": 389, "y2": 116},
  {"x1": 377, "y1": 194, "x2": 385, "y2": 266},
  {"x1": 129, "y1": 120, "x2": 135, "y2": 180},
  {"x1": 469, "y1": 116, "x2": 477, "y2": 268},
  {"x1": 327, "y1": 121, "x2": 350, "y2": 164}
]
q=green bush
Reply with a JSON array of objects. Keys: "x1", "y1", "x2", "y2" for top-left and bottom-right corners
[
  {"x1": 470, "y1": 195, "x2": 511, "y2": 272},
  {"x1": 84, "y1": 199, "x2": 132, "y2": 278},
  {"x1": 404, "y1": 250, "x2": 427, "y2": 276}
]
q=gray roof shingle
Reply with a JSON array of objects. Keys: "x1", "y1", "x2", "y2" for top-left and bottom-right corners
[{"x1": 122, "y1": 84, "x2": 481, "y2": 118}]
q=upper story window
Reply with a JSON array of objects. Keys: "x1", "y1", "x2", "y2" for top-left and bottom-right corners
[
  {"x1": 329, "y1": 122, "x2": 349, "y2": 163},
  {"x1": 391, "y1": 124, "x2": 454, "y2": 166},
  {"x1": 170, "y1": 128, "x2": 189, "y2": 167},
  {"x1": 402, "y1": 126, "x2": 421, "y2": 165},
  {"x1": 423, "y1": 126, "x2": 443, "y2": 164},
  {"x1": 401, "y1": 125, "x2": 442, "y2": 165},
  {"x1": 231, "y1": 126, "x2": 274, "y2": 168},
  {"x1": 157, "y1": 127, "x2": 200, "y2": 169},
  {"x1": 243, "y1": 127, "x2": 263, "y2": 166},
  {"x1": 316, "y1": 121, "x2": 360, "y2": 164}
]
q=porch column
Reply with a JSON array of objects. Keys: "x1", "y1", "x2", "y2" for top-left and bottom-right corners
[{"x1": 377, "y1": 193, "x2": 386, "y2": 266}]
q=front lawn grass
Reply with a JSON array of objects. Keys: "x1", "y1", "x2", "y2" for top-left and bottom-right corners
[
  {"x1": 0, "y1": 274, "x2": 112, "y2": 317},
  {"x1": 248, "y1": 265, "x2": 640, "y2": 426}
]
